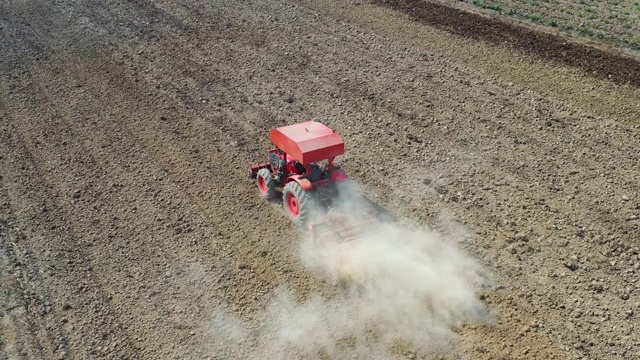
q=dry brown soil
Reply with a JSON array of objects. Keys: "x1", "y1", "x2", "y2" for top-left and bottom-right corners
[{"x1": 1, "y1": 0, "x2": 639, "y2": 359}]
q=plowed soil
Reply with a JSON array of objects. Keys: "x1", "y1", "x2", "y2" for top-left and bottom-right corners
[{"x1": 1, "y1": 0, "x2": 639, "y2": 359}]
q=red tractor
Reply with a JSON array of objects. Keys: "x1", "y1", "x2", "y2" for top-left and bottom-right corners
[{"x1": 250, "y1": 121, "x2": 351, "y2": 226}]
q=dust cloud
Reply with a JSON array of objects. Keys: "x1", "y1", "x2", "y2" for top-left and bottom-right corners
[{"x1": 210, "y1": 182, "x2": 490, "y2": 359}]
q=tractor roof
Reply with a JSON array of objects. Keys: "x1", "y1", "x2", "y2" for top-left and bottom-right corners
[{"x1": 270, "y1": 121, "x2": 345, "y2": 164}]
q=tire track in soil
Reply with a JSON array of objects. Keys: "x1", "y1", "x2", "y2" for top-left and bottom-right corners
[
  {"x1": 4, "y1": 90, "x2": 133, "y2": 359},
  {"x1": 1, "y1": 82, "x2": 150, "y2": 358},
  {"x1": 0, "y1": 143, "x2": 101, "y2": 358},
  {"x1": 0, "y1": 126, "x2": 51, "y2": 360},
  {"x1": 0, "y1": 7, "x2": 154, "y2": 356},
  {"x1": 2, "y1": 23, "x2": 219, "y2": 360},
  {"x1": 6, "y1": 66, "x2": 232, "y2": 358}
]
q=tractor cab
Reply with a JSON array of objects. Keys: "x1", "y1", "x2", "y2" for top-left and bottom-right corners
[{"x1": 271, "y1": 152, "x2": 327, "y2": 182}]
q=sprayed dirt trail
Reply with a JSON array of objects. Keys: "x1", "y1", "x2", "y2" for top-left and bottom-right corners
[{"x1": 1, "y1": 0, "x2": 639, "y2": 359}]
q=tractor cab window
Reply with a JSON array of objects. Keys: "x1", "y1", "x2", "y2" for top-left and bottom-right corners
[
  {"x1": 285, "y1": 160, "x2": 329, "y2": 181},
  {"x1": 308, "y1": 162, "x2": 327, "y2": 182},
  {"x1": 309, "y1": 162, "x2": 321, "y2": 172},
  {"x1": 293, "y1": 161, "x2": 307, "y2": 175}
]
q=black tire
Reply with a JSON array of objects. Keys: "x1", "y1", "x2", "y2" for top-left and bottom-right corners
[
  {"x1": 257, "y1": 168, "x2": 277, "y2": 200},
  {"x1": 282, "y1": 181, "x2": 315, "y2": 226}
]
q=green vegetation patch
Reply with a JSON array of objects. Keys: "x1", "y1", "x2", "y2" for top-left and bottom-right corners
[
  {"x1": 449, "y1": 0, "x2": 640, "y2": 53},
  {"x1": 473, "y1": 0, "x2": 503, "y2": 11}
]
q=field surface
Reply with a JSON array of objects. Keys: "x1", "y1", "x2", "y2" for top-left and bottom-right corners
[
  {"x1": 446, "y1": 0, "x2": 640, "y2": 53},
  {"x1": 1, "y1": 0, "x2": 640, "y2": 359}
]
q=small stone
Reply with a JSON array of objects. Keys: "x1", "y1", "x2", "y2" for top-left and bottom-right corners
[
  {"x1": 622, "y1": 195, "x2": 630, "y2": 201},
  {"x1": 72, "y1": 190, "x2": 81, "y2": 199},
  {"x1": 564, "y1": 262, "x2": 579, "y2": 271},
  {"x1": 435, "y1": 185, "x2": 447, "y2": 195}
]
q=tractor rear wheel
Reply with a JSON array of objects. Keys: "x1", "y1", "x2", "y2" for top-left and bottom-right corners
[
  {"x1": 283, "y1": 181, "x2": 315, "y2": 226},
  {"x1": 257, "y1": 168, "x2": 276, "y2": 200}
]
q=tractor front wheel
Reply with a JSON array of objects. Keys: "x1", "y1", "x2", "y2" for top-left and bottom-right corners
[
  {"x1": 257, "y1": 168, "x2": 277, "y2": 200},
  {"x1": 283, "y1": 181, "x2": 315, "y2": 226}
]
